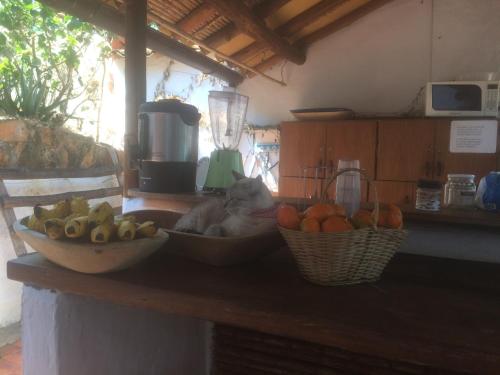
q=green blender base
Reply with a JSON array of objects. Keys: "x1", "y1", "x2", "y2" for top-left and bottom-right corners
[{"x1": 204, "y1": 149, "x2": 244, "y2": 190}]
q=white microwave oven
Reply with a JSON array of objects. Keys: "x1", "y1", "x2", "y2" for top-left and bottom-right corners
[{"x1": 425, "y1": 81, "x2": 499, "y2": 117}]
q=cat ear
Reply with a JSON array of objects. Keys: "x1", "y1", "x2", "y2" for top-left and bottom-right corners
[
  {"x1": 255, "y1": 175, "x2": 263, "y2": 184},
  {"x1": 232, "y1": 170, "x2": 246, "y2": 181}
]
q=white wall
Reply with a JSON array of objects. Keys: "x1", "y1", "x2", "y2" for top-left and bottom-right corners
[
  {"x1": 105, "y1": 54, "x2": 222, "y2": 156},
  {"x1": 239, "y1": 0, "x2": 500, "y2": 126},
  {"x1": 22, "y1": 287, "x2": 212, "y2": 375}
]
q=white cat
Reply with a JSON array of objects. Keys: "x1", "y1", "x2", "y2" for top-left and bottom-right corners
[{"x1": 174, "y1": 172, "x2": 276, "y2": 237}]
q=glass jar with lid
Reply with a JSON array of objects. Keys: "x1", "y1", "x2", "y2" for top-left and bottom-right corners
[
  {"x1": 443, "y1": 174, "x2": 476, "y2": 208},
  {"x1": 416, "y1": 179, "x2": 442, "y2": 211}
]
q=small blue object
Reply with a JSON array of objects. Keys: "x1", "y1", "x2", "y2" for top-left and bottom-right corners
[{"x1": 480, "y1": 172, "x2": 500, "y2": 211}]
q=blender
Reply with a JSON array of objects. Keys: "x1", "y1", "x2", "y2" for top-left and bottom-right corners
[{"x1": 204, "y1": 90, "x2": 248, "y2": 190}]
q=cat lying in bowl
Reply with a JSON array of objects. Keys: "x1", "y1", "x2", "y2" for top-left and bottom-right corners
[{"x1": 174, "y1": 172, "x2": 277, "y2": 237}]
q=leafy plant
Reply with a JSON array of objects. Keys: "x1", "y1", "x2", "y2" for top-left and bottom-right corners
[{"x1": 0, "y1": 0, "x2": 109, "y2": 126}]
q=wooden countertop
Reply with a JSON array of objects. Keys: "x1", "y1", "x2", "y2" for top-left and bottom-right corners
[
  {"x1": 127, "y1": 189, "x2": 500, "y2": 228},
  {"x1": 8, "y1": 250, "x2": 500, "y2": 374}
]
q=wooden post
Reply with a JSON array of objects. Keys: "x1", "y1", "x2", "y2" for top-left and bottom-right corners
[{"x1": 124, "y1": 0, "x2": 147, "y2": 195}]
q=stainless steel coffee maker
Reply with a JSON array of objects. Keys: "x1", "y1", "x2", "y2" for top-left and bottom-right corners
[{"x1": 138, "y1": 99, "x2": 200, "y2": 193}]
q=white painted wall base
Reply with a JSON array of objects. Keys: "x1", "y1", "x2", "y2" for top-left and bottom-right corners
[{"x1": 22, "y1": 286, "x2": 212, "y2": 375}]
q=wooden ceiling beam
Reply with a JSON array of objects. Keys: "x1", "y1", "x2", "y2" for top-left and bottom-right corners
[
  {"x1": 202, "y1": 0, "x2": 291, "y2": 47},
  {"x1": 253, "y1": 0, "x2": 394, "y2": 73},
  {"x1": 204, "y1": 0, "x2": 305, "y2": 65},
  {"x1": 232, "y1": 0, "x2": 349, "y2": 64},
  {"x1": 146, "y1": 6, "x2": 287, "y2": 86},
  {"x1": 298, "y1": 0, "x2": 394, "y2": 46},
  {"x1": 39, "y1": 0, "x2": 244, "y2": 86},
  {"x1": 176, "y1": 3, "x2": 217, "y2": 33}
]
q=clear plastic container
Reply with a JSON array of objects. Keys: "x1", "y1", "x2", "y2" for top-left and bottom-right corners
[
  {"x1": 443, "y1": 174, "x2": 476, "y2": 208},
  {"x1": 335, "y1": 160, "x2": 360, "y2": 217}
]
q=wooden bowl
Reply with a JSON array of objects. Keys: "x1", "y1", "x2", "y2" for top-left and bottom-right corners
[
  {"x1": 129, "y1": 210, "x2": 286, "y2": 266},
  {"x1": 13, "y1": 219, "x2": 169, "y2": 274}
]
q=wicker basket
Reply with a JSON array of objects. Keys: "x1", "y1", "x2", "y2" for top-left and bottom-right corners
[{"x1": 279, "y1": 168, "x2": 407, "y2": 286}]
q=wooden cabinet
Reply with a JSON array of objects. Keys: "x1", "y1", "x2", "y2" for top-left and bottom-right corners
[
  {"x1": 279, "y1": 177, "x2": 323, "y2": 199},
  {"x1": 377, "y1": 119, "x2": 436, "y2": 181},
  {"x1": 369, "y1": 181, "x2": 415, "y2": 205},
  {"x1": 377, "y1": 119, "x2": 498, "y2": 184},
  {"x1": 279, "y1": 120, "x2": 377, "y2": 201},
  {"x1": 279, "y1": 118, "x2": 499, "y2": 205},
  {"x1": 279, "y1": 122, "x2": 326, "y2": 178},
  {"x1": 325, "y1": 120, "x2": 377, "y2": 179},
  {"x1": 434, "y1": 120, "x2": 498, "y2": 183}
]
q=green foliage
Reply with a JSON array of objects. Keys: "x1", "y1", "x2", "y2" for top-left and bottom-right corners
[{"x1": 0, "y1": 0, "x2": 109, "y2": 126}]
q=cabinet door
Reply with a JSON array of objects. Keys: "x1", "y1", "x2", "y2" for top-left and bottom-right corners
[
  {"x1": 279, "y1": 177, "x2": 323, "y2": 199},
  {"x1": 369, "y1": 181, "x2": 415, "y2": 206},
  {"x1": 325, "y1": 120, "x2": 377, "y2": 179},
  {"x1": 377, "y1": 119, "x2": 436, "y2": 181},
  {"x1": 279, "y1": 122, "x2": 326, "y2": 178},
  {"x1": 434, "y1": 120, "x2": 498, "y2": 183}
]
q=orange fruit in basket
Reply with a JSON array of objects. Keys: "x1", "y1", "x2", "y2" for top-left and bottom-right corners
[
  {"x1": 351, "y1": 210, "x2": 374, "y2": 229},
  {"x1": 321, "y1": 216, "x2": 353, "y2": 233},
  {"x1": 386, "y1": 204, "x2": 403, "y2": 229},
  {"x1": 377, "y1": 210, "x2": 388, "y2": 227},
  {"x1": 377, "y1": 204, "x2": 403, "y2": 229},
  {"x1": 332, "y1": 204, "x2": 346, "y2": 217},
  {"x1": 304, "y1": 203, "x2": 337, "y2": 222},
  {"x1": 277, "y1": 204, "x2": 301, "y2": 230},
  {"x1": 300, "y1": 217, "x2": 321, "y2": 233}
]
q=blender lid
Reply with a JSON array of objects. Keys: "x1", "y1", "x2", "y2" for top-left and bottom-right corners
[
  {"x1": 209, "y1": 90, "x2": 249, "y2": 101},
  {"x1": 139, "y1": 99, "x2": 201, "y2": 126}
]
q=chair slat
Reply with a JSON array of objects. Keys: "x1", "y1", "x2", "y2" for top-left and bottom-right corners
[{"x1": 2, "y1": 187, "x2": 122, "y2": 209}]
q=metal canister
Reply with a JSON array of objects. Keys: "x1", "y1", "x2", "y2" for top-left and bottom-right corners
[
  {"x1": 444, "y1": 174, "x2": 476, "y2": 208},
  {"x1": 138, "y1": 99, "x2": 200, "y2": 163}
]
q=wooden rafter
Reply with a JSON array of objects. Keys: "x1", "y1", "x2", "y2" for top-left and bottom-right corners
[
  {"x1": 253, "y1": 0, "x2": 394, "y2": 72},
  {"x1": 176, "y1": 3, "x2": 217, "y2": 33},
  {"x1": 298, "y1": 0, "x2": 394, "y2": 47},
  {"x1": 232, "y1": 0, "x2": 349, "y2": 63},
  {"x1": 204, "y1": 0, "x2": 305, "y2": 65},
  {"x1": 202, "y1": 0, "x2": 290, "y2": 49},
  {"x1": 146, "y1": 9, "x2": 287, "y2": 86},
  {"x1": 39, "y1": 0, "x2": 244, "y2": 86}
]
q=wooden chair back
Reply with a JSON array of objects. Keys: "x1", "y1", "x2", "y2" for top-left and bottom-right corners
[{"x1": 0, "y1": 145, "x2": 122, "y2": 257}]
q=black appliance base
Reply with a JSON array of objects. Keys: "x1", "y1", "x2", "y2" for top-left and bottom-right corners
[{"x1": 139, "y1": 161, "x2": 196, "y2": 193}]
